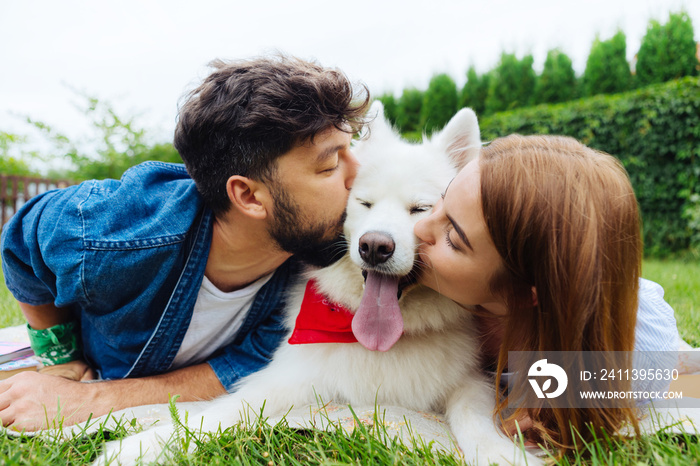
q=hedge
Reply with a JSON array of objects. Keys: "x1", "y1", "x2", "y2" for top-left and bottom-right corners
[{"x1": 478, "y1": 77, "x2": 700, "y2": 256}]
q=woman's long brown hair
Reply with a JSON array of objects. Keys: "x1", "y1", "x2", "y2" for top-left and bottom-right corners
[{"x1": 479, "y1": 135, "x2": 642, "y2": 457}]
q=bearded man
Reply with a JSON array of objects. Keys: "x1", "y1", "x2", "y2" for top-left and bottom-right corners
[{"x1": 0, "y1": 56, "x2": 369, "y2": 431}]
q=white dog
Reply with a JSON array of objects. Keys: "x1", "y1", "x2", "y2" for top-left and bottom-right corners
[{"x1": 98, "y1": 102, "x2": 537, "y2": 465}]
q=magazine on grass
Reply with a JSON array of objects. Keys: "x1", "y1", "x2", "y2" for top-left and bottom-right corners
[
  {"x1": 0, "y1": 342, "x2": 33, "y2": 364},
  {"x1": 0, "y1": 342, "x2": 40, "y2": 379}
]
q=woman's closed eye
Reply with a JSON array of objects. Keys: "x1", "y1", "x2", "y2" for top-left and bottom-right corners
[{"x1": 444, "y1": 225, "x2": 459, "y2": 250}]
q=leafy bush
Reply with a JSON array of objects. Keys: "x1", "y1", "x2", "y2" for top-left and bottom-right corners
[
  {"x1": 535, "y1": 49, "x2": 577, "y2": 104},
  {"x1": 684, "y1": 194, "x2": 700, "y2": 251},
  {"x1": 460, "y1": 66, "x2": 491, "y2": 117},
  {"x1": 485, "y1": 53, "x2": 536, "y2": 114},
  {"x1": 582, "y1": 30, "x2": 632, "y2": 96},
  {"x1": 636, "y1": 11, "x2": 699, "y2": 87},
  {"x1": 395, "y1": 88, "x2": 424, "y2": 133},
  {"x1": 420, "y1": 74, "x2": 458, "y2": 135},
  {"x1": 479, "y1": 77, "x2": 700, "y2": 255}
]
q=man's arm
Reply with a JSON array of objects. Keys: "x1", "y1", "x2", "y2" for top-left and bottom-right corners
[
  {"x1": 0, "y1": 362, "x2": 227, "y2": 432},
  {"x1": 19, "y1": 301, "x2": 97, "y2": 381},
  {"x1": 19, "y1": 302, "x2": 74, "y2": 330},
  {"x1": 1, "y1": 303, "x2": 227, "y2": 432}
]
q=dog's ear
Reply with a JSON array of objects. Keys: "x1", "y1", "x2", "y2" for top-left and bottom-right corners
[
  {"x1": 434, "y1": 107, "x2": 481, "y2": 170},
  {"x1": 353, "y1": 100, "x2": 396, "y2": 159},
  {"x1": 365, "y1": 100, "x2": 395, "y2": 139}
]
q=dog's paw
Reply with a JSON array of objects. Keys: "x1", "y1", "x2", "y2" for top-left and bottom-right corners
[{"x1": 93, "y1": 427, "x2": 172, "y2": 465}]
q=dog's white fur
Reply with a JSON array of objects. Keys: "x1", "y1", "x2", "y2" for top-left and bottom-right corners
[{"x1": 98, "y1": 103, "x2": 538, "y2": 465}]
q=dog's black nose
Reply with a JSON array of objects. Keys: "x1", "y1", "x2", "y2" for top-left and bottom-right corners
[{"x1": 359, "y1": 232, "x2": 395, "y2": 266}]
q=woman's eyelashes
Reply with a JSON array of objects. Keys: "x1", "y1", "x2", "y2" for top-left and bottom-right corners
[{"x1": 444, "y1": 225, "x2": 458, "y2": 250}]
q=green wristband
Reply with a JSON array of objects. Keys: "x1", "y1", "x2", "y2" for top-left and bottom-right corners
[{"x1": 27, "y1": 321, "x2": 81, "y2": 366}]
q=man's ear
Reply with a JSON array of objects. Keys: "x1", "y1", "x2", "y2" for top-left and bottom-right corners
[{"x1": 226, "y1": 175, "x2": 270, "y2": 220}]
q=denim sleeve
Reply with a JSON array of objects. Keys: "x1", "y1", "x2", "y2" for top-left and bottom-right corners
[
  {"x1": 1, "y1": 184, "x2": 90, "y2": 307},
  {"x1": 206, "y1": 308, "x2": 288, "y2": 391}
]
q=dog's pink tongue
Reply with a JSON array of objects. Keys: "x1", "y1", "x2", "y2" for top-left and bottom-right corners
[{"x1": 352, "y1": 272, "x2": 403, "y2": 352}]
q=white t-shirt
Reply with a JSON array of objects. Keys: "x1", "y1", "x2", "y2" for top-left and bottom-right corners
[{"x1": 170, "y1": 272, "x2": 273, "y2": 369}]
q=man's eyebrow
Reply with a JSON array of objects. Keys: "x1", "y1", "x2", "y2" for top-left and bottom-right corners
[
  {"x1": 446, "y1": 213, "x2": 473, "y2": 251},
  {"x1": 316, "y1": 144, "x2": 345, "y2": 164}
]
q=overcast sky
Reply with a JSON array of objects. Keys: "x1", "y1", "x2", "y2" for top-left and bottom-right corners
[{"x1": 1, "y1": 0, "x2": 698, "y2": 152}]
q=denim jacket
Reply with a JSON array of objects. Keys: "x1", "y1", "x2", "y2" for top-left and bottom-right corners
[{"x1": 1, "y1": 162, "x2": 299, "y2": 389}]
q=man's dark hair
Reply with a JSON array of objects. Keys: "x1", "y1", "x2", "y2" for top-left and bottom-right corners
[{"x1": 174, "y1": 55, "x2": 370, "y2": 215}]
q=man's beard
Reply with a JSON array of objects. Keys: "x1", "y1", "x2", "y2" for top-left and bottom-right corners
[{"x1": 267, "y1": 185, "x2": 348, "y2": 268}]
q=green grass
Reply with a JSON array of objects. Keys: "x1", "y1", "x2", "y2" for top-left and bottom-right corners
[
  {"x1": 0, "y1": 417, "x2": 140, "y2": 465},
  {"x1": 0, "y1": 260, "x2": 698, "y2": 464},
  {"x1": 2, "y1": 407, "x2": 698, "y2": 466},
  {"x1": 0, "y1": 281, "x2": 23, "y2": 329}
]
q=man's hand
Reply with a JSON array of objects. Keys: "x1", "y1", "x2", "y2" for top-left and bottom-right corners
[
  {"x1": 0, "y1": 371, "x2": 100, "y2": 431},
  {"x1": 0, "y1": 362, "x2": 226, "y2": 432},
  {"x1": 38, "y1": 360, "x2": 96, "y2": 381}
]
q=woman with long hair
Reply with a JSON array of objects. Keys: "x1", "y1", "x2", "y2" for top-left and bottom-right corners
[{"x1": 414, "y1": 134, "x2": 679, "y2": 456}]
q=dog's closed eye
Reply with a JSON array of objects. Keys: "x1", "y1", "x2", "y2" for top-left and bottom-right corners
[
  {"x1": 358, "y1": 199, "x2": 373, "y2": 208},
  {"x1": 410, "y1": 205, "x2": 432, "y2": 215}
]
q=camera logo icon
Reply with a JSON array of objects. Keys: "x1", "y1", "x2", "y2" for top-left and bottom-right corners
[{"x1": 528, "y1": 359, "x2": 568, "y2": 399}]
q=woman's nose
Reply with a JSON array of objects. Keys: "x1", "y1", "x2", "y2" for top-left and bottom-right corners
[{"x1": 414, "y1": 213, "x2": 435, "y2": 245}]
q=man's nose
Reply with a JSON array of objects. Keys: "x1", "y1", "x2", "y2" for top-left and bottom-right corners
[{"x1": 344, "y1": 151, "x2": 360, "y2": 190}]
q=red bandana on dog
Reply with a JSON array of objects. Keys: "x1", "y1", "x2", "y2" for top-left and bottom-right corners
[{"x1": 288, "y1": 279, "x2": 358, "y2": 345}]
